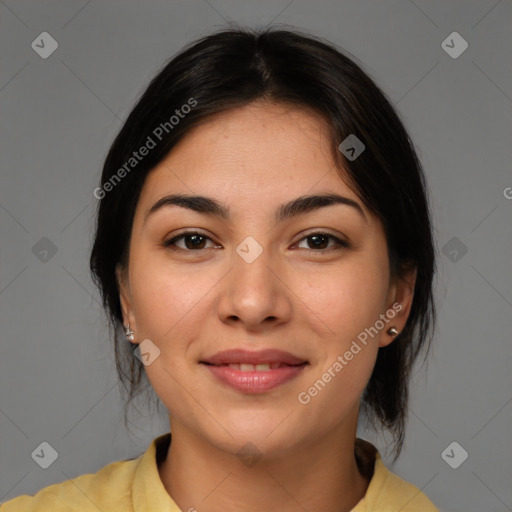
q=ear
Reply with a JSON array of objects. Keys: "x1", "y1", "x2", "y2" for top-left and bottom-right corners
[
  {"x1": 379, "y1": 265, "x2": 417, "y2": 348},
  {"x1": 116, "y1": 263, "x2": 137, "y2": 344}
]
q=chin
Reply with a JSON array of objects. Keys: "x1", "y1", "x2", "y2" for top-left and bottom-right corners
[
  {"x1": 217, "y1": 430, "x2": 300, "y2": 462},
  {"x1": 206, "y1": 408, "x2": 307, "y2": 458}
]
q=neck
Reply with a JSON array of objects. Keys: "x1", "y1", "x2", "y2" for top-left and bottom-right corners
[{"x1": 158, "y1": 417, "x2": 370, "y2": 512}]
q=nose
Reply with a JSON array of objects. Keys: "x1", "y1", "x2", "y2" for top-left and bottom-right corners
[{"x1": 215, "y1": 240, "x2": 292, "y2": 332}]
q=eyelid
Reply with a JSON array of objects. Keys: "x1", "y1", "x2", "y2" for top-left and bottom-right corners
[
  {"x1": 294, "y1": 231, "x2": 350, "y2": 252},
  {"x1": 294, "y1": 228, "x2": 350, "y2": 244},
  {"x1": 163, "y1": 229, "x2": 350, "y2": 252},
  {"x1": 163, "y1": 230, "x2": 218, "y2": 250}
]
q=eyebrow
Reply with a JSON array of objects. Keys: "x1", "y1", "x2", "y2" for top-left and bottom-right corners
[{"x1": 145, "y1": 192, "x2": 367, "y2": 225}]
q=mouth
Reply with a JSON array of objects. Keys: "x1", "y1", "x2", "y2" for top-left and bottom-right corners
[
  {"x1": 199, "y1": 349, "x2": 309, "y2": 393},
  {"x1": 203, "y1": 362, "x2": 302, "y2": 371},
  {"x1": 200, "y1": 348, "x2": 308, "y2": 366}
]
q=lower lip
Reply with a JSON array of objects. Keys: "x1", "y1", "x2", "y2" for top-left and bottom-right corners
[{"x1": 202, "y1": 363, "x2": 307, "y2": 393}]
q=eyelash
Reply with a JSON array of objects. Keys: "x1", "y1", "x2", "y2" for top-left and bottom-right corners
[{"x1": 162, "y1": 231, "x2": 350, "y2": 254}]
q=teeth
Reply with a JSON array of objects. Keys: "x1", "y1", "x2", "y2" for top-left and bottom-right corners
[{"x1": 227, "y1": 363, "x2": 277, "y2": 371}]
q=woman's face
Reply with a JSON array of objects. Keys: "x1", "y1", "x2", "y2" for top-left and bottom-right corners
[{"x1": 117, "y1": 101, "x2": 414, "y2": 458}]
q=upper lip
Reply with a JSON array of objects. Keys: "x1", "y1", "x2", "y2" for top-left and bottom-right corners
[{"x1": 200, "y1": 349, "x2": 307, "y2": 366}]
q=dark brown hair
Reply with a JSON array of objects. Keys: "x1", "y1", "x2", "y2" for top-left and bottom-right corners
[{"x1": 90, "y1": 26, "x2": 436, "y2": 460}]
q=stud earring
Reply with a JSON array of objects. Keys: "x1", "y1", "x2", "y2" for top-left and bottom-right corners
[
  {"x1": 124, "y1": 324, "x2": 135, "y2": 341},
  {"x1": 387, "y1": 326, "x2": 399, "y2": 337}
]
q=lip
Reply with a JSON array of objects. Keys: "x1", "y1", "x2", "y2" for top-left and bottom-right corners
[
  {"x1": 203, "y1": 364, "x2": 308, "y2": 393},
  {"x1": 200, "y1": 349, "x2": 308, "y2": 394},
  {"x1": 201, "y1": 349, "x2": 307, "y2": 366}
]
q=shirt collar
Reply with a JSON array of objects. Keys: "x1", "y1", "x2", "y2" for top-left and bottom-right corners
[
  {"x1": 132, "y1": 432, "x2": 180, "y2": 512},
  {"x1": 131, "y1": 433, "x2": 385, "y2": 512}
]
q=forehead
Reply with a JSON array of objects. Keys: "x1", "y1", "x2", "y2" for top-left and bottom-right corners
[{"x1": 138, "y1": 101, "x2": 361, "y2": 211}]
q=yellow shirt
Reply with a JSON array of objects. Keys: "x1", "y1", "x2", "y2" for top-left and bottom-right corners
[{"x1": 1, "y1": 433, "x2": 439, "y2": 511}]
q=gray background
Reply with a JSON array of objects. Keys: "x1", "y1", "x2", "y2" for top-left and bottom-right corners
[{"x1": 1, "y1": 1, "x2": 511, "y2": 511}]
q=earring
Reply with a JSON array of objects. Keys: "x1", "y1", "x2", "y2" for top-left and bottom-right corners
[
  {"x1": 387, "y1": 326, "x2": 399, "y2": 337},
  {"x1": 124, "y1": 324, "x2": 135, "y2": 341}
]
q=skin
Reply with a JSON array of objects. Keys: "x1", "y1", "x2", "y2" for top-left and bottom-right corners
[{"x1": 117, "y1": 101, "x2": 416, "y2": 512}]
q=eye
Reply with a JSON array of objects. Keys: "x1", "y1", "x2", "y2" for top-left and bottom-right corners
[
  {"x1": 163, "y1": 231, "x2": 350, "y2": 253},
  {"x1": 295, "y1": 232, "x2": 350, "y2": 252},
  {"x1": 163, "y1": 231, "x2": 218, "y2": 251}
]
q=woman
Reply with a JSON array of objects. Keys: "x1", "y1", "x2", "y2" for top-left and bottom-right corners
[{"x1": 1, "y1": 26, "x2": 438, "y2": 511}]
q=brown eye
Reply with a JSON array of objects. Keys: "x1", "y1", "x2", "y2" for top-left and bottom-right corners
[
  {"x1": 296, "y1": 233, "x2": 349, "y2": 252},
  {"x1": 163, "y1": 232, "x2": 216, "y2": 251}
]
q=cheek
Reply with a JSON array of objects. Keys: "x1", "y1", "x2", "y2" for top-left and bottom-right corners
[
  {"x1": 296, "y1": 347, "x2": 378, "y2": 434},
  {"x1": 129, "y1": 255, "x2": 215, "y2": 340},
  {"x1": 297, "y1": 267, "x2": 386, "y2": 415},
  {"x1": 296, "y1": 256, "x2": 388, "y2": 406},
  {"x1": 302, "y1": 256, "x2": 390, "y2": 341},
  {"x1": 126, "y1": 258, "x2": 212, "y2": 413}
]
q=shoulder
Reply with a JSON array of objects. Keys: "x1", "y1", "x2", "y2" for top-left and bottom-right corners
[
  {"x1": 0, "y1": 456, "x2": 140, "y2": 512},
  {"x1": 353, "y1": 438, "x2": 439, "y2": 512},
  {"x1": 369, "y1": 458, "x2": 439, "y2": 511}
]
